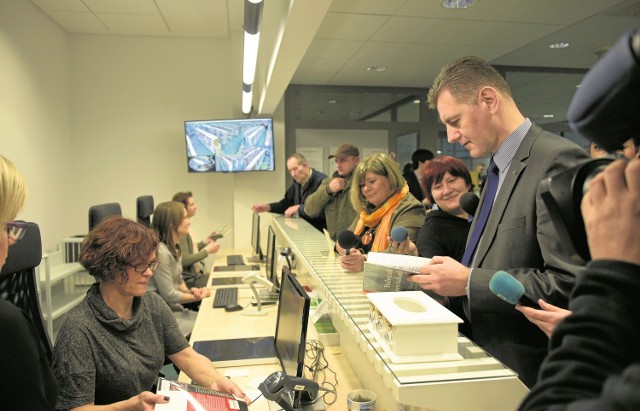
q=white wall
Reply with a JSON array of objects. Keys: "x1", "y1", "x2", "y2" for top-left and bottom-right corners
[
  {"x1": 1, "y1": 0, "x2": 286, "y2": 255},
  {"x1": 0, "y1": 0, "x2": 73, "y2": 252},
  {"x1": 296, "y1": 129, "x2": 389, "y2": 175}
]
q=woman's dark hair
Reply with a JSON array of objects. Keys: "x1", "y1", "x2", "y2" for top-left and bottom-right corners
[
  {"x1": 79, "y1": 216, "x2": 159, "y2": 282},
  {"x1": 422, "y1": 156, "x2": 472, "y2": 205}
]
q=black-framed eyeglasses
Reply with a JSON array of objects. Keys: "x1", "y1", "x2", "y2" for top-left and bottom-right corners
[
  {"x1": 129, "y1": 260, "x2": 159, "y2": 273},
  {"x1": 6, "y1": 221, "x2": 27, "y2": 242}
]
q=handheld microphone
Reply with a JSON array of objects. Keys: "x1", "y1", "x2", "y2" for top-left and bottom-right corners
[
  {"x1": 390, "y1": 226, "x2": 408, "y2": 243},
  {"x1": 459, "y1": 192, "x2": 480, "y2": 216},
  {"x1": 337, "y1": 230, "x2": 357, "y2": 255},
  {"x1": 489, "y1": 271, "x2": 540, "y2": 308}
]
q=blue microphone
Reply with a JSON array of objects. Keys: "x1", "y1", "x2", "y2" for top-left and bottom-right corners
[
  {"x1": 390, "y1": 226, "x2": 408, "y2": 243},
  {"x1": 489, "y1": 271, "x2": 540, "y2": 308}
]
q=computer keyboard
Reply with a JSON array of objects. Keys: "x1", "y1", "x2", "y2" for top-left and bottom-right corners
[
  {"x1": 213, "y1": 287, "x2": 238, "y2": 308},
  {"x1": 226, "y1": 254, "x2": 245, "y2": 265}
]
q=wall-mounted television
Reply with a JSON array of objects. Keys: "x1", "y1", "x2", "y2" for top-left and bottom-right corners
[{"x1": 184, "y1": 117, "x2": 275, "y2": 173}]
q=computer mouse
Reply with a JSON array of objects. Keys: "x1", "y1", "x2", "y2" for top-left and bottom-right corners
[{"x1": 224, "y1": 304, "x2": 243, "y2": 312}]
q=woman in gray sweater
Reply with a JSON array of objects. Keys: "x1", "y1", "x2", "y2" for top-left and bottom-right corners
[{"x1": 52, "y1": 216, "x2": 249, "y2": 410}]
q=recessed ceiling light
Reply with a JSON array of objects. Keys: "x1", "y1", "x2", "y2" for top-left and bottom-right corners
[
  {"x1": 413, "y1": 99, "x2": 420, "y2": 104},
  {"x1": 442, "y1": 0, "x2": 476, "y2": 9},
  {"x1": 328, "y1": 99, "x2": 337, "y2": 104},
  {"x1": 365, "y1": 65, "x2": 386, "y2": 72},
  {"x1": 543, "y1": 114, "x2": 555, "y2": 118},
  {"x1": 548, "y1": 42, "x2": 570, "y2": 49}
]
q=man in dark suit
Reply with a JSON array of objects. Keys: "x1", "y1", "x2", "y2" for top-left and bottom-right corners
[
  {"x1": 251, "y1": 153, "x2": 327, "y2": 231},
  {"x1": 409, "y1": 56, "x2": 588, "y2": 388},
  {"x1": 402, "y1": 149, "x2": 434, "y2": 206}
]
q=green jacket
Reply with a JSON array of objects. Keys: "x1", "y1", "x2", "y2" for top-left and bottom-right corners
[{"x1": 303, "y1": 171, "x2": 357, "y2": 240}]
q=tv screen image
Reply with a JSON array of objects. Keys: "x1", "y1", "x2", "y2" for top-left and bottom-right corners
[{"x1": 184, "y1": 117, "x2": 274, "y2": 173}]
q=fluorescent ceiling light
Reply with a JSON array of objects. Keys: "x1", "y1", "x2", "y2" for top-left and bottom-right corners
[
  {"x1": 243, "y1": 31, "x2": 260, "y2": 85},
  {"x1": 242, "y1": 89, "x2": 253, "y2": 114}
]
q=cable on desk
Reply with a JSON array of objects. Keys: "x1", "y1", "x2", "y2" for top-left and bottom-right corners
[{"x1": 304, "y1": 340, "x2": 338, "y2": 406}]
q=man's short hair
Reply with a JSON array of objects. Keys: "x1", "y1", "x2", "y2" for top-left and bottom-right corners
[
  {"x1": 287, "y1": 153, "x2": 307, "y2": 165},
  {"x1": 411, "y1": 149, "x2": 435, "y2": 170},
  {"x1": 427, "y1": 56, "x2": 512, "y2": 109}
]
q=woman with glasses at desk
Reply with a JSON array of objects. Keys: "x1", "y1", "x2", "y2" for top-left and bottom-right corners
[
  {"x1": 338, "y1": 152, "x2": 426, "y2": 273},
  {"x1": 0, "y1": 155, "x2": 58, "y2": 410},
  {"x1": 51, "y1": 216, "x2": 249, "y2": 410}
]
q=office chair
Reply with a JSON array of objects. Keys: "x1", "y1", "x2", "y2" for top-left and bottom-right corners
[
  {"x1": 88, "y1": 202, "x2": 122, "y2": 232},
  {"x1": 0, "y1": 221, "x2": 52, "y2": 361},
  {"x1": 136, "y1": 195, "x2": 154, "y2": 227}
]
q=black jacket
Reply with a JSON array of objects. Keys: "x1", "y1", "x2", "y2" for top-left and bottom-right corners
[{"x1": 269, "y1": 168, "x2": 327, "y2": 231}]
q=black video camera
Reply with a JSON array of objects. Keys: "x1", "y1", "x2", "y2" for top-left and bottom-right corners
[{"x1": 540, "y1": 27, "x2": 640, "y2": 263}]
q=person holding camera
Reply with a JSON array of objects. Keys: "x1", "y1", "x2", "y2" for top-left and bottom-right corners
[{"x1": 519, "y1": 158, "x2": 640, "y2": 409}]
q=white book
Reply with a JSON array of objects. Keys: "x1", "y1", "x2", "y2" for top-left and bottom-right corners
[{"x1": 366, "y1": 252, "x2": 431, "y2": 274}]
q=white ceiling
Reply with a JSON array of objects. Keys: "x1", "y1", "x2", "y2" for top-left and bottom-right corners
[{"x1": 29, "y1": 0, "x2": 640, "y2": 121}]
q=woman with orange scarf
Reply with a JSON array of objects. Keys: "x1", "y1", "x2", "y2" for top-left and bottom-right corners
[{"x1": 338, "y1": 152, "x2": 426, "y2": 273}]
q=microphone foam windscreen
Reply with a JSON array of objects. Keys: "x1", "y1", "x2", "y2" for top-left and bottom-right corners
[
  {"x1": 390, "y1": 226, "x2": 408, "y2": 242},
  {"x1": 459, "y1": 192, "x2": 480, "y2": 216},
  {"x1": 489, "y1": 271, "x2": 524, "y2": 305},
  {"x1": 337, "y1": 230, "x2": 357, "y2": 250}
]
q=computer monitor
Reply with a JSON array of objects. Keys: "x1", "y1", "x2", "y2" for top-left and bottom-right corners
[
  {"x1": 88, "y1": 203, "x2": 122, "y2": 232},
  {"x1": 248, "y1": 212, "x2": 264, "y2": 262},
  {"x1": 265, "y1": 225, "x2": 279, "y2": 289},
  {"x1": 274, "y1": 266, "x2": 310, "y2": 408}
]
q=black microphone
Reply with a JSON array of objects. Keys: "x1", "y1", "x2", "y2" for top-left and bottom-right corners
[
  {"x1": 390, "y1": 226, "x2": 408, "y2": 243},
  {"x1": 337, "y1": 230, "x2": 357, "y2": 255},
  {"x1": 488, "y1": 271, "x2": 540, "y2": 308},
  {"x1": 459, "y1": 192, "x2": 480, "y2": 216}
]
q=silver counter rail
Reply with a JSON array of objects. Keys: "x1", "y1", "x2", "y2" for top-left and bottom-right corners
[{"x1": 271, "y1": 215, "x2": 529, "y2": 411}]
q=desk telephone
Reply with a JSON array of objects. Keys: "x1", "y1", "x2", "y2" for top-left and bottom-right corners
[{"x1": 258, "y1": 371, "x2": 329, "y2": 411}]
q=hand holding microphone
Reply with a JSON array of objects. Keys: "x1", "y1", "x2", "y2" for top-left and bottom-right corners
[
  {"x1": 337, "y1": 230, "x2": 357, "y2": 255},
  {"x1": 337, "y1": 230, "x2": 364, "y2": 272},
  {"x1": 489, "y1": 271, "x2": 540, "y2": 308},
  {"x1": 389, "y1": 226, "x2": 418, "y2": 256}
]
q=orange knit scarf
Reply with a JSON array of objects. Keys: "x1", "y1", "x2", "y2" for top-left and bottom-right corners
[{"x1": 354, "y1": 185, "x2": 409, "y2": 252}]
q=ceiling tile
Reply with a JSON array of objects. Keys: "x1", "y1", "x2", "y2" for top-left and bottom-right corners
[
  {"x1": 329, "y1": 0, "x2": 407, "y2": 15},
  {"x1": 315, "y1": 13, "x2": 389, "y2": 40},
  {"x1": 30, "y1": 0, "x2": 88, "y2": 12},
  {"x1": 303, "y1": 39, "x2": 365, "y2": 60},
  {"x1": 156, "y1": 0, "x2": 228, "y2": 37},
  {"x1": 97, "y1": 13, "x2": 168, "y2": 35},
  {"x1": 46, "y1": 11, "x2": 107, "y2": 33},
  {"x1": 83, "y1": 0, "x2": 158, "y2": 14}
]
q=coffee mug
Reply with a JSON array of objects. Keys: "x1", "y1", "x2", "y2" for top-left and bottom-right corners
[{"x1": 347, "y1": 389, "x2": 376, "y2": 411}]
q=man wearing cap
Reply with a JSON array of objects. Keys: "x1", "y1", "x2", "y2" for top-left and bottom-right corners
[{"x1": 304, "y1": 143, "x2": 360, "y2": 239}]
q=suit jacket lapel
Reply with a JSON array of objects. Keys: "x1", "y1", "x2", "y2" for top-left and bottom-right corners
[{"x1": 473, "y1": 124, "x2": 541, "y2": 267}]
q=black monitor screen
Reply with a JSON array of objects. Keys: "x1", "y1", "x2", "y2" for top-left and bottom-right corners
[
  {"x1": 250, "y1": 212, "x2": 263, "y2": 261},
  {"x1": 265, "y1": 225, "x2": 279, "y2": 288},
  {"x1": 184, "y1": 117, "x2": 275, "y2": 173},
  {"x1": 274, "y1": 266, "x2": 310, "y2": 386}
]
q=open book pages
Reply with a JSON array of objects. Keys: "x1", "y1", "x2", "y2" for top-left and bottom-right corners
[
  {"x1": 366, "y1": 252, "x2": 431, "y2": 274},
  {"x1": 155, "y1": 377, "x2": 248, "y2": 411}
]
